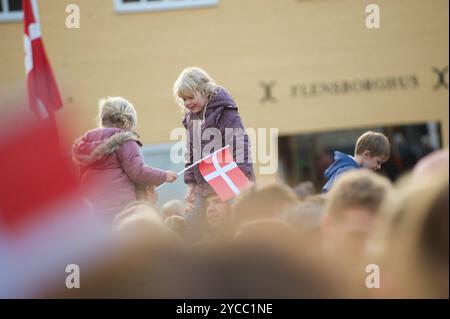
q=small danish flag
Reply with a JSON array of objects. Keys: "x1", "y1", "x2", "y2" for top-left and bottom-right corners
[{"x1": 198, "y1": 145, "x2": 250, "y2": 201}]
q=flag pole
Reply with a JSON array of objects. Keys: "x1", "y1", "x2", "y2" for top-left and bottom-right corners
[{"x1": 155, "y1": 145, "x2": 230, "y2": 190}]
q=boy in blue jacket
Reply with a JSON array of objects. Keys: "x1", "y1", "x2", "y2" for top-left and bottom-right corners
[{"x1": 322, "y1": 131, "x2": 391, "y2": 193}]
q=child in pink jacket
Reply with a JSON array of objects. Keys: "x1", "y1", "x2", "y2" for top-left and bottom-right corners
[{"x1": 72, "y1": 97, "x2": 176, "y2": 223}]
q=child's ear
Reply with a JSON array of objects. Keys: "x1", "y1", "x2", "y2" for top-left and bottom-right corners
[{"x1": 362, "y1": 150, "x2": 371, "y2": 158}]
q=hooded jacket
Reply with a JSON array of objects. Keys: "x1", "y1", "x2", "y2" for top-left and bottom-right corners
[
  {"x1": 72, "y1": 127, "x2": 166, "y2": 221},
  {"x1": 182, "y1": 87, "x2": 255, "y2": 197},
  {"x1": 322, "y1": 151, "x2": 360, "y2": 193}
]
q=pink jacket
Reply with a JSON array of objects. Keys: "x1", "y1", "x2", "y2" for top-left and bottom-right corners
[{"x1": 72, "y1": 127, "x2": 166, "y2": 222}]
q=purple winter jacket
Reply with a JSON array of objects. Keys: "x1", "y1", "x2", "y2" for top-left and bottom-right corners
[
  {"x1": 182, "y1": 87, "x2": 255, "y2": 197},
  {"x1": 72, "y1": 127, "x2": 167, "y2": 222}
]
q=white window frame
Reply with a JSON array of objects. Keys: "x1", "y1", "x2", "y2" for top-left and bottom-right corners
[
  {"x1": 0, "y1": 0, "x2": 23, "y2": 22},
  {"x1": 113, "y1": 0, "x2": 219, "y2": 14}
]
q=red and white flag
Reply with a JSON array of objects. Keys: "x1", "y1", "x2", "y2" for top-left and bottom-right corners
[
  {"x1": 23, "y1": 0, "x2": 63, "y2": 127},
  {"x1": 199, "y1": 145, "x2": 250, "y2": 201},
  {"x1": 0, "y1": 118, "x2": 112, "y2": 298}
]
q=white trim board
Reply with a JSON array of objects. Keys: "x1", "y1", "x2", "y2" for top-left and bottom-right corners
[{"x1": 113, "y1": 0, "x2": 219, "y2": 14}]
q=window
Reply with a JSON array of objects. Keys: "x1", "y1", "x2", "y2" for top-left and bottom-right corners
[
  {"x1": 278, "y1": 122, "x2": 442, "y2": 190},
  {"x1": 113, "y1": 0, "x2": 219, "y2": 14},
  {"x1": 141, "y1": 143, "x2": 186, "y2": 209},
  {"x1": 0, "y1": 0, "x2": 23, "y2": 22}
]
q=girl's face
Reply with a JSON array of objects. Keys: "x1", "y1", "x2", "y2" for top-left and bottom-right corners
[{"x1": 180, "y1": 91, "x2": 208, "y2": 113}]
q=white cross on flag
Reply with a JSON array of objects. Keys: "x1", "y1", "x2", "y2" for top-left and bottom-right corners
[
  {"x1": 199, "y1": 145, "x2": 250, "y2": 201},
  {"x1": 23, "y1": 0, "x2": 63, "y2": 125}
]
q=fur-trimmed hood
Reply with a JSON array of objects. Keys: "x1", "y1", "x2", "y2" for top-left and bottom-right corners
[{"x1": 72, "y1": 127, "x2": 142, "y2": 166}]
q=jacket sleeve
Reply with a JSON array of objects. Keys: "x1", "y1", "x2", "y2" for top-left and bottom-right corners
[
  {"x1": 183, "y1": 119, "x2": 196, "y2": 185},
  {"x1": 184, "y1": 149, "x2": 196, "y2": 185},
  {"x1": 117, "y1": 140, "x2": 167, "y2": 186},
  {"x1": 223, "y1": 110, "x2": 255, "y2": 180}
]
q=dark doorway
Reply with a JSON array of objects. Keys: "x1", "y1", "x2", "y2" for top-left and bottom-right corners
[{"x1": 278, "y1": 122, "x2": 442, "y2": 191}]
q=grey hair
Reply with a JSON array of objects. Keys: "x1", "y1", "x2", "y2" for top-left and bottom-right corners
[
  {"x1": 98, "y1": 97, "x2": 137, "y2": 130},
  {"x1": 173, "y1": 66, "x2": 219, "y2": 108}
]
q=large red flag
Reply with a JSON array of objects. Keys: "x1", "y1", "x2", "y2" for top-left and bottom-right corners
[
  {"x1": 199, "y1": 146, "x2": 250, "y2": 201},
  {"x1": 23, "y1": 0, "x2": 62, "y2": 126},
  {"x1": 0, "y1": 118, "x2": 79, "y2": 233},
  {"x1": 0, "y1": 117, "x2": 110, "y2": 298}
]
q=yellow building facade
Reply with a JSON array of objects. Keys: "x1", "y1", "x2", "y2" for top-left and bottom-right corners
[{"x1": 1, "y1": 0, "x2": 448, "y2": 154}]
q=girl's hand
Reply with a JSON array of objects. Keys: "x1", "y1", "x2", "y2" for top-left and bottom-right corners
[
  {"x1": 185, "y1": 184, "x2": 196, "y2": 204},
  {"x1": 165, "y1": 171, "x2": 177, "y2": 182},
  {"x1": 185, "y1": 201, "x2": 196, "y2": 214},
  {"x1": 145, "y1": 185, "x2": 158, "y2": 206}
]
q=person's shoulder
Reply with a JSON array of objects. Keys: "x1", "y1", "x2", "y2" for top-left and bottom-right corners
[
  {"x1": 212, "y1": 87, "x2": 237, "y2": 107},
  {"x1": 322, "y1": 165, "x2": 357, "y2": 192},
  {"x1": 221, "y1": 107, "x2": 242, "y2": 126},
  {"x1": 335, "y1": 165, "x2": 358, "y2": 176},
  {"x1": 110, "y1": 130, "x2": 142, "y2": 152}
]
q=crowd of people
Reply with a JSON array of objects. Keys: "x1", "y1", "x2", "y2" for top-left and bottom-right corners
[{"x1": 48, "y1": 67, "x2": 448, "y2": 299}]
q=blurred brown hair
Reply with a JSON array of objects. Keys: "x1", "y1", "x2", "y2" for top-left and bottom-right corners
[
  {"x1": 324, "y1": 170, "x2": 392, "y2": 221},
  {"x1": 376, "y1": 174, "x2": 449, "y2": 298},
  {"x1": 231, "y1": 182, "x2": 299, "y2": 228}
]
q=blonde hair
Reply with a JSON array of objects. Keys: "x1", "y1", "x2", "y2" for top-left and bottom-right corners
[
  {"x1": 173, "y1": 66, "x2": 219, "y2": 108},
  {"x1": 161, "y1": 199, "x2": 185, "y2": 220},
  {"x1": 98, "y1": 97, "x2": 137, "y2": 130},
  {"x1": 354, "y1": 131, "x2": 390, "y2": 159},
  {"x1": 114, "y1": 202, "x2": 169, "y2": 243},
  {"x1": 324, "y1": 169, "x2": 392, "y2": 221},
  {"x1": 370, "y1": 174, "x2": 449, "y2": 298},
  {"x1": 231, "y1": 182, "x2": 300, "y2": 228},
  {"x1": 164, "y1": 215, "x2": 186, "y2": 240}
]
